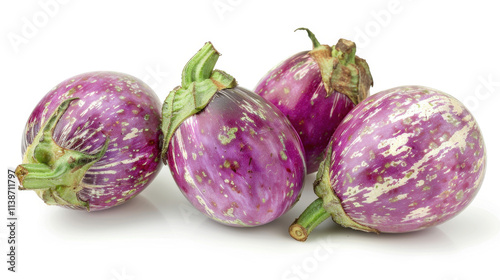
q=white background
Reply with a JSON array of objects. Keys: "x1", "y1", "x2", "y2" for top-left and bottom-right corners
[{"x1": 1, "y1": 1, "x2": 499, "y2": 280}]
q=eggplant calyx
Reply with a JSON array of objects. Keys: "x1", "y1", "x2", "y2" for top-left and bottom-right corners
[
  {"x1": 330, "y1": 39, "x2": 373, "y2": 105},
  {"x1": 161, "y1": 42, "x2": 237, "y2": 164},
  {"x1": 296, "y1": 28, "x2": 335, "y2": 95},
  {"x1": 15, "y1": 98, "x2": 109, "y2": 211},
  {"x1": 314, "y1": 142, "x2": 378, "y2": 233},
  {"x1": 289, "y1": 142, "x2": 378, "y2": 241},
  {"x1": 296, "y1": 28, "x2": 373, "y2": 104}
]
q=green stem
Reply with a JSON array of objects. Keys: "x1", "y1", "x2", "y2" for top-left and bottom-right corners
[
  {"x1": 290, "y1": 141, "x2": 378, "y2": 241},
  {"x1": 161, "y1": 42, "x2": 237, "y2": 163},
  {"x1": 17, "y1": 138, "x2": 109, "y2": 190},
  {"x1": 16, "y1": 163, "x2": 68, "y2": 190},
  {"x1": 289, "y1": 198, "x2": 331, "y2": 241},
  {"x1": 332, "y1": 39, "x2": 357, "y2": 65},
  {"x1": 330, "y1": 38, "x2": 372, "y2": 104},
  {"x1": 181, "y1": 42, "x2": 220, "y2": 87},
  {"x1": 295, "y1": 27, "x2": 321, "y2": 48}
]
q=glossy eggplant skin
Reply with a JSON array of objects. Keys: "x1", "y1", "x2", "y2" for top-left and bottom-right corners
[
  {"x1": 289, "y1": 85, "x2": 486, "y2": 241},
  {"x1": 255, "y1": 51, "x2": 355, "y2": 173},
  {"x1": 167, "y1": 87, "x2": 306, "y2": 226},
  {"x1": 18, "y1": 71, "x2": 163, "y2": 211},
  {"x1": 326, "y1": 86, "x2": 486, "y2": 232}
]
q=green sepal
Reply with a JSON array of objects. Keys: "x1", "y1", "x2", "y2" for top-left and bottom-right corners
[
  {"x1": 289, "y1": 141, "x2": 378, "y2": 241},
  {"x1": 15, "y1": 98, "x2": 110, "y2": 211},
  {"x1": 161, "y1": 42, "x2": 237, "y2": 164},
  {"x1": 296, "y1": 28, "x2": 373, "y2": 104},
  {"x1": 313, "y1": 141, "x2": 379, "y2": 233}
]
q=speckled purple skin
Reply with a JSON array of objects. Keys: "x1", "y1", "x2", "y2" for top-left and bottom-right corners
[
  {"x1": 167, "y1": 87, "x2": 306, "y2": 226},
  {"x1": 326, "y1": 86, "x2": 486, "y2": 232},
  {"x1": 255, "y1": 51, "x2": 354, "y2": 173},
  {"x1": 21, "y1": 71, "x2": 163, "y2": 211}
]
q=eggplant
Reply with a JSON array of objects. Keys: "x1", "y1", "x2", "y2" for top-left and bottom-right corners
[
  {"x1": 162, "y1": 42, "x2": 306, "y2": 226},
  {"x1": 289, "y1": 86, "x2": 486, "y2": 241},
  {"x1": 255, "y1": 28, "x2": 373, "y2": 173},
  {"x1": 15, "y1": 72, "x2": 163, "y2": 211}
]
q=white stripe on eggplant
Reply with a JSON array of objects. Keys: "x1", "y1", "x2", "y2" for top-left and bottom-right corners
[{"x1": 361, "y1": 119, "x2": 473, "y2": 204}]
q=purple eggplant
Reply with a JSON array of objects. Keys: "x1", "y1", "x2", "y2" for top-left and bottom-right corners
[
  {"x1": 161, "y1": 42, "x2": 306, "y2": 226},
  {"x1": 15, "y1": 71, "x2": 163, "y2": 211},
  {"x1": 289, "y1": 86, "x2": 486, "y2": 241},
  {"x1": 255, "y1": 28, "x2": 373, "y2": 173}
]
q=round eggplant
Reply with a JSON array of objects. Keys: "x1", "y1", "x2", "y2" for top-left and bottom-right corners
[
  {"x1": 255, "y1": 28, "x2": 373, "y2": 173},
  {"x1": 162, "y1": 42, "x2": 306, "y2": 226},
  {"x1": 289, "y1": 86, "x2": 486, "y2": 241},
  {"x1": 15, "y1": 72, "x2": 163, "y2": 211}
]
